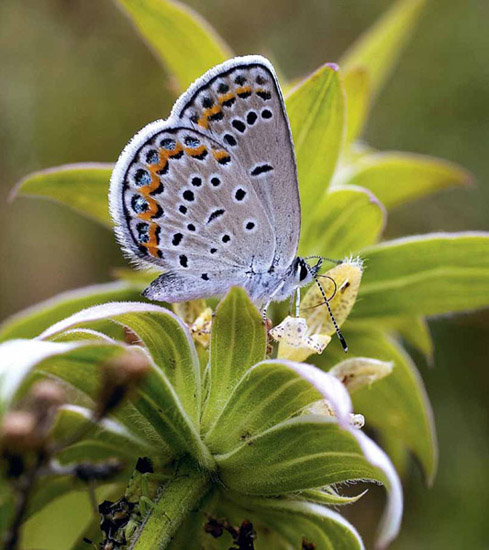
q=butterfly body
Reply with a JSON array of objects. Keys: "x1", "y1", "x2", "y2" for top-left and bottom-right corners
[{"x1": 110, "y1": 55, "x2": 310, "y2": 308}]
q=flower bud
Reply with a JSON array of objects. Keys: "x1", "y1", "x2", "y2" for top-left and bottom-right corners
[
  {"x1": 0, "y1": 411, "x2": 43, "y2": 453},
  {"x1": 329, "y1": 357, "x2": 393, "y2": 393},
  {"x1": 96, "y1": 349, "x2": 150, "y2": 419},
  {"x1": 123, "y1": 326, "x2": 141, "y2": 346}
]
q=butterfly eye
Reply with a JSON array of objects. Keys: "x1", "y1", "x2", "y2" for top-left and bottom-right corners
[{"x1": 297, "y1": 261, "x2": 309, "y2": 282}]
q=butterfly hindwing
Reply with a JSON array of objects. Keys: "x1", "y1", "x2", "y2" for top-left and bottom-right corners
[
  {"x1": 173, "y1": 55, "x2": 301, "y2": 270},
  {"x1": 110, "y1": 123, "x2": 275, "y2": 282}
]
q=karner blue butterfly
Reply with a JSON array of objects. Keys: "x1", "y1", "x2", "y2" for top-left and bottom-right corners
[{"x1": 109, "y1": 55, "x2": 347, "y2": 350}]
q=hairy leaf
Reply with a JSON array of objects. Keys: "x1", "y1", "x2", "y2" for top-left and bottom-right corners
[
  {"x1": 39, "y1": 302, "x2": 212, "y2": 466},
  {"x1": 354, "y1": 232, "x2": 489, "y2": 318},
  {"x1": 204, "y1": 360, "x2": 352, "y2": 454},
  {"x1": 202, "y1": 288, "x2": 266, "y2": 431},
  {"x1": 0, "y1": 282, "x2": 144, "y2": 342},
  {"x1": 295, "y1": 487, "x2": 367, "y2": 507},
  {"x1": 217, "y1": 415, "x2": 387, "y2": 493},
  {"x1": 242, "y1": 497, "x2": 364, "y2": 550}
]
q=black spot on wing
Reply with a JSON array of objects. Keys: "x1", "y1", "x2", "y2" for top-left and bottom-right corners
[
  {"x1": 207, "y1": 209, "x2": 225, "y2": 224},
  {"x1": 251, "y1": 164, "x2": 274, "y2": 176}
]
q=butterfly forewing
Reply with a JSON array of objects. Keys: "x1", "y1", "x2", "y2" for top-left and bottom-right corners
[{"x1": 173, "y1": 56, "x2": 301, "y2": 270}]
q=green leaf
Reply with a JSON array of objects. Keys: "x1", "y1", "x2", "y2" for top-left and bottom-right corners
[
  {"x1": 40, "y1": 302, "x2": 201, "y2": 426},
  {"x1": 114, "y1": 0, "x2": 232, "y2": 91},
  {"x1": 340, "y1": 152, "x2": 472, "y2": 208},
  {"x1": 286, "y1": 63, "x2": 345, "y2": 225},
  {"x1": 0, "y1": 339, "x2": 83, "y2": 416},
  {"x1": 217, "y1": 415, "x2": 387, "y2": 494},
  {"x1": 295, "y1": 487, "x2": 367, "y2": 507},
  {"x1": 343, "y1": 67, "x2": 370, "y2": 145},
  {"x1": 319, "y1": 326, "x2": 437, "y2": 484},
  {"x1": 240, "y1": 496, "x2": 364, "y2": 550},
  {"x1": 114, "y1": 267, "x2": 160, "y2": 288},
  {"x1": 300, "y1": 185, "x2": 385, "y2": 257},
  {"x1": 52, "y1": 405, "x2": 153, "y2": 463},
  {"x1": 354, "y1": 232, "x2": 489, "y2": 319},
  {"x1": 0, "y1": 281, "x2": 145, "y2": 342},
  {"x1": 340, "y1": 0, "x2": 427, "y2": 101},
  {"x1": 394, "y1": 316, "x2": 434, "y2": 363},
  {"x1": 204, "y1": 360, "x2": 325, "y2": 454},
  {"x1": 22, "y1": 485, "x2": 118, "y2": 550},
  {"x1": 202, "y1": 288, "x2": 266, "y2": 432},
  {"x1": 12, "y1": 163, "x2": 113, "y2": 227},
  {"x1": 39, "y1": 302, "x2": 214, "y2": 467}
]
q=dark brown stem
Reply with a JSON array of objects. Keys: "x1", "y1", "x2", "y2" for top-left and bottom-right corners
[{"x1": 3, "y1": 452, "x2": 46, "y2": 550}]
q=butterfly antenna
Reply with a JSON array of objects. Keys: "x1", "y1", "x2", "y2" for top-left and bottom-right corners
[
  {"x1": 303, "y1": 262, "x2": 348, "y2": 353},
  {"x1": 304, "y1": 255, "x2": 343, "y2": 265}
]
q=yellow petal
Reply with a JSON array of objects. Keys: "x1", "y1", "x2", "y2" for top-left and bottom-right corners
[
  {"x1": 172, "y1": 299, "x2": 208, "y2": 325},
  {"x1": 329, "y1": 357, "x2": 393, "y2": 392},
  {"x1": 190, "y1": 307, "x2": 213, "y2": 348},
  {"x1": 300, "y1": 257, "x2": 363, "y2": 335}
]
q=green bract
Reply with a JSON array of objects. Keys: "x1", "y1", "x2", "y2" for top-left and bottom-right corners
[{"x1": 2, "y1": 0, "x2": 489, "y2": 549}]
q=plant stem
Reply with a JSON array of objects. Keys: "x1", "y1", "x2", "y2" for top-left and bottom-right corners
[{"x1": 129, "y1": 458, "x2": 210, "y2": 550}]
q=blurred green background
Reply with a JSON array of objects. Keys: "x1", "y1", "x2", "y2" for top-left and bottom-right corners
[{"x1": 0, "y1": 1, "x2": 487, "y2": 549}]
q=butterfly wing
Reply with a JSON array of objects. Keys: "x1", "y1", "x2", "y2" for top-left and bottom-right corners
[
  {"x1": 110, "y1": 122, "x2": 275, "y2": 292},
  {"x1": 172, "y1": 55, "x2": 301, "y2": 270}
]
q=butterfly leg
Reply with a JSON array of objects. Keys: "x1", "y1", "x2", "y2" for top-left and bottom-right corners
[{"x1": 261, "y1": 280, "x2": 286, "y2": 322}]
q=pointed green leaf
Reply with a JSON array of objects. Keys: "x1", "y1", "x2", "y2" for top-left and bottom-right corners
[
  {"x1": 287, "y1": 64, "x2": 345, "y2": 224},
  {"x1": 296, "y1": 487, "x2": 367, "y2": 507},
  {"x1": 0, "y1": 338, "x2": 165, "y2": 449},
  {"x1": 218, "y1": 415, "x2": 403, "y2": 547},
  {"x1": 39, "y1": 302, "x2": 213, "y2": 467},
  {"x1": 300, "y1": 185, "x2": 385, "y2": 257},
  {"x1": 217, "y1": 415, "x2": 387, "y2": 494},
  {"x1": 114, "y1": 0, "x2": 232, "y2": 91},
  {"x1": 39, "y1": 302, "x2": 201, "y2": 424},
  {"x1": 12, "y1": 163, "x2": 113, "y2": 227},
  {"x1": 354, "y1": 232, "x2": 489, "y2": 318},
  {"x1": 204, "y1": 361, "x2": 330, "y2": 454},
  {"x1": 0, "y1": 281, "x2": 145, "y2": 342},
  {"x1": 202, "y1": 288, "x2": 266, "y2": 431},
  {"x1": 241, "y1": 497, "x2": 364, "y2": 550},
  {"x1": 340, "y1": 152, "x2": 472, "y2": 208},
  {"x1": 319, "y1": 327, "x2": 437, "y2": 484},
  {"x1": 343, "y1": 67, "x2": 370, "y2": 145},
  {"x1": 340, "y1": 0, "x2": 427, "y2": 101}
]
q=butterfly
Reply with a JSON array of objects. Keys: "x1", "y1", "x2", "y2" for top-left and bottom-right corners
[{"x1": 109, "y1": 55, "x2": 346, "y2": 348}]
